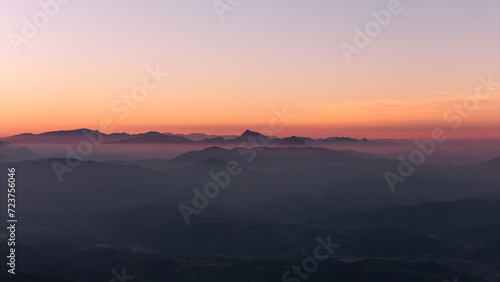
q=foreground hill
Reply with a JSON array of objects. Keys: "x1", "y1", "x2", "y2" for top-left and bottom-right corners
[{"x1": 0, "y1": 140, "x2": 39, "y2": 162}]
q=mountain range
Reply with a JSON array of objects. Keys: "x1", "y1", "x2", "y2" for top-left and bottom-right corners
[
  {"x1": 0, "y1": 128, "x2": 378, "y2": 146},
  {"x1": 0, "y1": 130, "x2": 498, "y2": 281}
]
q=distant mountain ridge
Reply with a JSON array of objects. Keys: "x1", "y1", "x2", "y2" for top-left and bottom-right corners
[
  {"x1": 278, "y1": 136, "x2": 308, "y2": 147},
  {"x1": 0, "y1": 140, "x2": 39, "y2": 163},
  {"x1": 164, "y1": 132, "x2": 238, "y2": 141},
  {"x1": 1, "y1": 128, "x2": 381, "y2": 147}
]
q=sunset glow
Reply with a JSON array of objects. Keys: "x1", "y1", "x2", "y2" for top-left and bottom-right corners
[{"x1": 1, "y1": 0, "x2": 499, "y2": 139}]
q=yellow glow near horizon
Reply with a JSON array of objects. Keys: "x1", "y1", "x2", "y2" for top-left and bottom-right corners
[{"x1": 0, "y1": 1, "x2": 498, "y2": 139}]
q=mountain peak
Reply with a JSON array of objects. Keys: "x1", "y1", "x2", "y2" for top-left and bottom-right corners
[
  {"x1": 279, "y1": 136, "x2": 307, "y2": 147},
  {"x1": 241, "y1": 129, "x2": 258, "y2": 136}
]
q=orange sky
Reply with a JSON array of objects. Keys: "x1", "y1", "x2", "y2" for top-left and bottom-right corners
[{"x1": 1, "y1": 1, "x2": 499, "y2": 139}]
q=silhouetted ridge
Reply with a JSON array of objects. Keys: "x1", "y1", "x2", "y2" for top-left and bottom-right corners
[
  {"x1": 39, "y1": 128, "x2": 95, "y2": 136},
  {"x1": 111, "y1": 134, "x2": 193, "y2": 144},
  {"x1": 139, "y1": 131, "x2": 164, "y2": 137},
  {"x1": 200, "y1": 136, "x2": 226, "y2": 143},
  {"x1": 236, "y1": 130, "x2": 271, "y2": 140},
  {"x1": 278, "y1": 136, "x2": 307, "y2": 147},
  {"x1": 201, "y1": 146, "x2": 228, "y2": 152}
]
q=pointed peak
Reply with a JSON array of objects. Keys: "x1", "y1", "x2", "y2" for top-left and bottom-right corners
[
  {"x1": 279, "y1": 136, "x2": 307, "y2": 147},
  {"x1": 242, "y1": 129, "x2": 257, "y2": 135},
  {"x1": 240, "y1": 129, "x2": 263, "y2": 137}
]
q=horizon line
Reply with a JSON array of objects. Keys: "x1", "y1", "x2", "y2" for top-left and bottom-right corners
[{"x1": 1, "y1": 127, "x2": 499, "y2": 141}]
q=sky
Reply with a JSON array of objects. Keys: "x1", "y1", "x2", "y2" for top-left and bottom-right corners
[{"x1": 1, "y1": 0, "x2": 499, "y2": 139}]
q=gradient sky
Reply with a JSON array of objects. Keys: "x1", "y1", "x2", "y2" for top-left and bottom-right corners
[{"x1": 1, "y1": 0, "x2": 499, "y2": 139}]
